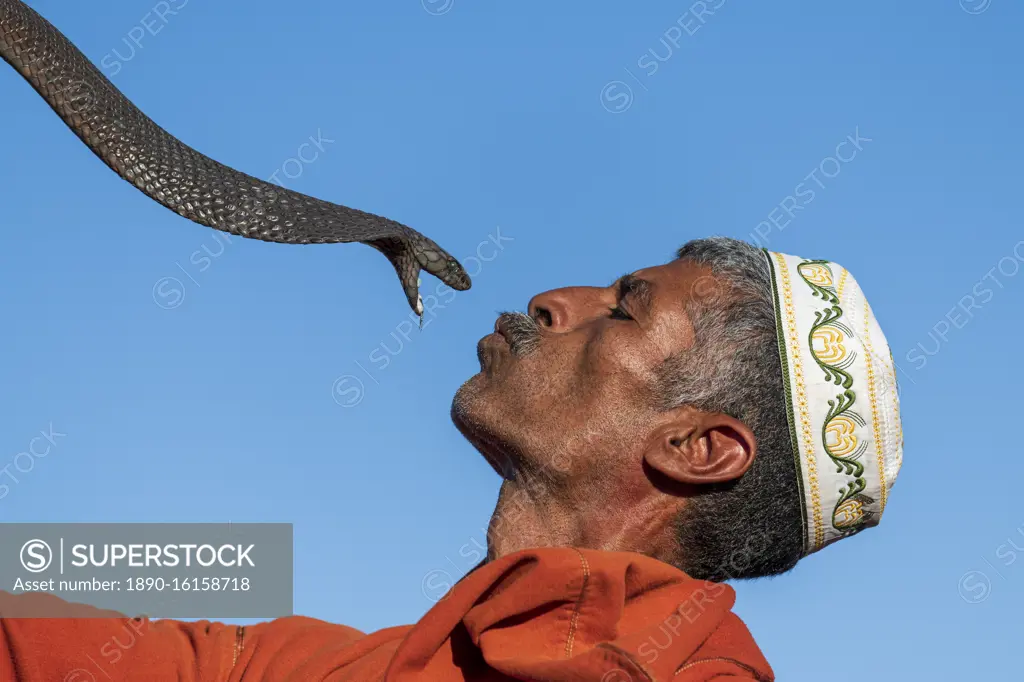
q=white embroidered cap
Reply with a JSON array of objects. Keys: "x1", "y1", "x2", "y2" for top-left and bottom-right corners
[{"x1": 764, "y1": 250, "x2": 904, "y2": 556}]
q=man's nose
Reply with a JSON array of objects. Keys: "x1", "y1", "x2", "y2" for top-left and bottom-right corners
[{"x1": 527, "y1": 287, "x2": 607, "y2": 332}]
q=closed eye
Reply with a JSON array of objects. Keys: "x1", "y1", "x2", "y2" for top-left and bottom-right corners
[
  {"x1": 609, "y1": 274, "x2": 651, "y2": 322},
  {"x1": 609, "y1": 305, "x2": 633, "y2": 321}
]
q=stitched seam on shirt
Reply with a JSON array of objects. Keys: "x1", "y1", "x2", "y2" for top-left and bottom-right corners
[
  {"x1": 232, "y1": 625, "x2": 246, "y2": 669},
  {"x1": 674, "y1": 656, "x2": 769, "y2": 681},
  {"x1": 597, "y1": 643, "x2": 656, "y2": 682},
  {"x1": 564, "y1": 549, "x2": 591, "y2": 659}
]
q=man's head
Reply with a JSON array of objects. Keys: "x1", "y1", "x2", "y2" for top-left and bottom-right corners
[{"x1": 452, "y1": 237, "x2": 804, "y2": 581}]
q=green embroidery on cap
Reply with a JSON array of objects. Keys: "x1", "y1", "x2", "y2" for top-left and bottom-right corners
[{"x1": 797, "y1": 260, "x2": 876, "y2": 536}]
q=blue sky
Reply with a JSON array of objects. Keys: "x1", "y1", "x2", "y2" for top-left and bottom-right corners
[{"x1": 2, "y1": 0, "x2": 1022, "y2": 679}]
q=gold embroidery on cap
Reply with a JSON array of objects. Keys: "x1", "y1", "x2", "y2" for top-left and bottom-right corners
[
  {"x1": 774, "y1": 253, "x2": 824, "y2": 549},
  {"x1": 861, "y1": 299, "x2": 888, "y2": 512},
  {"x1": 825, "y1": 415, "x2": 860, "y2": 457},
  {"x1": 812, "y1": 326, "x2": 848, "y2": 365},
  {"x1": 802, "y1": 262, "x2": 834, "y2": 287},
  {"x1": 837, "y1": 268, "x2": 850, "y2": 299}
]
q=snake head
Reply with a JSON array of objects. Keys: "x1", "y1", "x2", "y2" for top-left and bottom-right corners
[
  {"x1": 367, "y1": 233, "x2": 472, "y2": 317},
  {"x1": 422, "y1": 253, "x2": 471, "y2": 292}
]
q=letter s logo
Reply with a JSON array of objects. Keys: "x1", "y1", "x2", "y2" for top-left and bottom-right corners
[{"x1": 20, "y1": 539, "x2": 52, "y2": 573}]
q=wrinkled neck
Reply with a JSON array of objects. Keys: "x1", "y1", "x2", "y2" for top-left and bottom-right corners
[
  {"x1": 486, "y1": 478, "x2": 576, "y2": 559},
  {"x1": 485, "y1": 475, "x2": 686, "y2": 567}
]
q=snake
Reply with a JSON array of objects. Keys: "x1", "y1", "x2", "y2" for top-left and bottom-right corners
[{"x1": 0, "y1": 0, "x2": 471, "y2": 317}]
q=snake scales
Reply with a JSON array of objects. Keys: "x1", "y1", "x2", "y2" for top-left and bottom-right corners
[{"x1": 0, "y1": 0, "x2": 471, "y2": 315}]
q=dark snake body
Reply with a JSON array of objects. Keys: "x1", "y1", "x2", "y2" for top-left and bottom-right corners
[{"x1": 0, "y1": 0, "x2": 471, "y2": 315}]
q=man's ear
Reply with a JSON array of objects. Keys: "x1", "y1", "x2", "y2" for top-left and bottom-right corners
[{"x1": 643, "y1": 409, "x2": 757, "y2": 485}]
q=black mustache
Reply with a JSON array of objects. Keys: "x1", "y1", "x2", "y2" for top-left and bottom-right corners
[{"x1": 498, "y1": 312, "x2": 541, "y2": 356}]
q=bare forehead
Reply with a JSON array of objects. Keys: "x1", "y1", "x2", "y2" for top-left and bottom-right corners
[{"x1": 630, "y1": 259, "x2": 714, "y2": 300}]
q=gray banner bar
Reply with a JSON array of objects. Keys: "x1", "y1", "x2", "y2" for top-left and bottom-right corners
[{"x1": 0, "y1": 523, "x2": 292, "y2": 618}]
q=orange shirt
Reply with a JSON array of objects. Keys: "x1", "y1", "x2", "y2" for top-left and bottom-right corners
[{"x1": 0, "y1": 547, "x2": 773, "y2": 681}]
